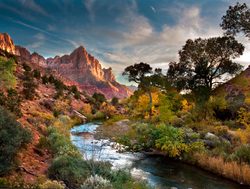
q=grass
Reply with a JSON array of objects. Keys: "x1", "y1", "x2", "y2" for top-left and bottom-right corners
[{"x1": 193, "y1": 153, "x2": 250, "y2": 185}]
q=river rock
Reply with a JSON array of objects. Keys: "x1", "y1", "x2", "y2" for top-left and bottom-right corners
[
  {"x1": 170, "y1": 187, "x2": 178, "y2": 189},
  {"x1": 205, "y1": 132, "x2": 219, "y2": 141}
]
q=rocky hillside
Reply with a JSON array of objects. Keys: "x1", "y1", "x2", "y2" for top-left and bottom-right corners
[
  {"x1": 0, "y1": 33, "x2": 132, "y2": 99},
  {"x1": 214, "y1": 66, "x2": 250, "y2": 102}
]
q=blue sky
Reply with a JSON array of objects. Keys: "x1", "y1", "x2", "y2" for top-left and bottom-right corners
[{"x1": 0, "y1": 0, "x2": 249, "y2": 84}]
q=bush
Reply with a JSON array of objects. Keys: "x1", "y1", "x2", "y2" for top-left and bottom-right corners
[
  {"x1": 33, "y1": 69, "x2": 41, "y2": 79},
  {"x1": 0, "y1": 106, "x2": 31, "y2": 175},
  {"x1": 47, "y1": 128, "x2": 80, "y2": 157},
  {"x1": 39, "y1": 180, "x2": 65, "y2": 189},
  {"x1": 23, "y1": 70, "x2": 37, "y2": 100},
  {"x1": 94, "y1": 111, "x2": 106, "y2": 120},
  {"x1": 42, "y1": 75, "x2": 49, "y2": 84},
  {"x1": 231, "y1": 145, "x2": 250, "y2": 164},
  {"x1": 111, "y1": 97, "x2": 119, "y2": 106},
  {"x1": 0, "y1": 57, "x2": 16, "y2": 88},
  {"x1": 81, "y1": 175, "x2": 112, "y2": 189},
  {"x1": 0, "y1": 89, "x2": 22, "y2": 117},
  {"x1": 22, "y1": 63, "x2": 31, "y2": 72},
  {"x1": 48, "y1": 155, "x2": 89, "y2": 188},
  {"x1": 36, "y1": 136, "x2": 50, "y2": 149}
]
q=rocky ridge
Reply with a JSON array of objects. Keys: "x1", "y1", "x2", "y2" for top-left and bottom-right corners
[{"x1": 0, "y1": 33, "x2": 132, "y2": 99}]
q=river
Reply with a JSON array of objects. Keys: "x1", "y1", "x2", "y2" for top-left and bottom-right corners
[{"x1": 70, "y1": 122, "x2": 250, "y2": 189}]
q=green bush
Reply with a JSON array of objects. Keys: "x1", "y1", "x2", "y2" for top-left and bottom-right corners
[
  {"x1": 36, "y1": 136, "x2": 50, "y2": 149},
  {"x1": 0, "y1": 57, "x2": 16, "y2": 88},
  {"x1": 6, "y1": 89, "x2": 22, "y2": 116},
  {"x1": 48, "y1": 155, "x2": 89, "y2": 188},
  {"x1": 231, "y1": 145, "x2": 250, "y2": 164},
  {"x1": 47, "y1": 127, "x2": 80, "y2": 157},
  {"x1": 33, "y1": 69, "x2": 41, "y2": 79},
  {"x1": 94, "y1": 111, "x2": 106, "y2": 120},
  {"x1": 42, "y1": 75, "x2": 49, "y2": 84},
  {"x1": 0, "y1": 106, "x2": 31, "y2": 175},
  {"x1": 23, "y1": 70, "x2": 37, "y2": 100}
]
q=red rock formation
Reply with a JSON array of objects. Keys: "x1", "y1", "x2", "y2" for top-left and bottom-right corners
[
  {"x1": 30, "y1": 52, "x2": 47, "y2": 67},
  {"x1": 0, "y1": 33, "x2": 16, "y2": 54},
  {"x1": 15, "y1": 45, "x2": 31, "y2": 60},
  {"x1": 47, "y1": 46, "x2": 132, "y2": 98},
  {"x1": 0, "y1": 33, "x2": 132, "y2": 99}
]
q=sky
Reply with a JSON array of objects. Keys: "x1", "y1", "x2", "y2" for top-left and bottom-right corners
[{"x1": 0, "y1": 0, "x2": 250, "y2": 84}]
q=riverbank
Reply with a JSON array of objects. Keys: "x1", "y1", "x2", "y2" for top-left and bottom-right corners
[{"x1": 96, "y1": 118, "x2": 250, "y2": 187}]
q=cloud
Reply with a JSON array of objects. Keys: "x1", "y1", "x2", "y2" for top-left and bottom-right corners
[
  {"x1": 98, "y1": 3, "x2": 249, "y2": 84},
  {"x1": 18, "y1": 0, "x2": 49, "y2": 17},
  {"x1": 83, "y1": 0, "x2": 96, "y2": 21},
  {"x1": 150, "y1": 6, "x2": 156, "y2": 13},
  {"x1": 27, "y1": 33, "x2": 45, "y2": 49},
  {"x1": 11, "y1": 19, "x2": 80, "y2": 48}
]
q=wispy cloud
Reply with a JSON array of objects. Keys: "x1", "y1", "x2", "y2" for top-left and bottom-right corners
[
  {"x1": 83, "y1": 0, "x2": 96, "y2": 21},
  {"x1": 18, "y1": 0, "x2": 49, "y2": 17},
  {"x1": 27, "y1": 33, "x2": 45, "y2": 49},
  {"x1": 11, "y1": 19, "x2": 80, "y2": 48},
  {"x1": 150, "y1": 6, "x2": 156, "y2": 13}
]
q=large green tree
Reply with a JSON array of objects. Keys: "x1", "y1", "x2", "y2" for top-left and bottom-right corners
[
  {"x1": 167, "y1": 36, "x2": 244, "y2": 99},
  {"x1": 221, "y1": 2, "x2": 250, "y2": 39}
]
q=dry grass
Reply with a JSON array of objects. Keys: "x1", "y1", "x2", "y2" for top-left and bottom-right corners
[{"x1": 194, "y1": 153, "x2": 250, "y2": 185}]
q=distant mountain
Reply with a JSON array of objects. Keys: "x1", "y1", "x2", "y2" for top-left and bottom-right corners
[
  {"x1": 0, "y1": 33, "x2": 132, "y2": 99},
  {"x1": 46, "y1": 46, "x2": 132, "y2": 99}
]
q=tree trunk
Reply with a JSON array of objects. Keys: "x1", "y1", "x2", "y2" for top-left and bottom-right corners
[{"x1": 147, "y1": 89, "x2": 153, "y2": 118}]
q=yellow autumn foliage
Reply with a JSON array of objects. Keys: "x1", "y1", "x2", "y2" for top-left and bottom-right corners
[
  {"x1": 236, "y1": 107, "x2": 250, "y2": 144},
  {"x1": 81, "y1": 103, "x2": 92, "y2": 115}
]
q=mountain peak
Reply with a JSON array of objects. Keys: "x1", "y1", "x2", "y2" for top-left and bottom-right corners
[
  {"x1": 0, "y1": 32, "x2": 16, "y2": 54},
  {"x1": 72, "y1": 46, "x2": 87, "y2": 54}
]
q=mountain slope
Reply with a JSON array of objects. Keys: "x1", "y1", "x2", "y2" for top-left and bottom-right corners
[{"x1": 214, "y1": 66, "x2": 250, "y2": 101}]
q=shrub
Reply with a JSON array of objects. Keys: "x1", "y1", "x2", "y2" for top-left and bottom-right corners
[
  {"x1": 94, "y1": 111, "x2": 106, "y2": 120},
  {"x1": 0, "y1": 106, "x2": 31, "y2": 175},
  {"x1": 47, "y1": 128, "x2": 80, "y2": 157},
  {"x1": 111, "y1": 97, "x2": 119, "y2": 106},
  {"x1": 22, "y1": 63, "x2": 31, "y2": 72},
  {"x1": 231, "y1": 145, "x2": 250, "y2": 164},
  {"x1": 39, "y1": 180, "x2": 65, "y2": 189},
  {"x1": 36, "y1": 136, "x2": 50, "y2": 149},
  {"x1": 154, "y1": 124, "x2": 204, "y2": 157},
  {"x1": 48, "y1": 155, "x2": 89, "y2": 188},
  {"x1": 81, "y1": 175, "x2": 112, "y2": 189},
  {"x1": 23, "y1": 70, "x2": 37, "y2": 100},
  {"x1": 33, "y1": 69, "x2": 41, "y2": 79},
  {"x1": 0, "y1": 57, "x2": 16, "y2": 88},
  {"x1": 0, "y1": 89, "x2": 22, "y2": 117},
  {"x1": 42, "y1": 75, "x2": 49, "y2": 84}
]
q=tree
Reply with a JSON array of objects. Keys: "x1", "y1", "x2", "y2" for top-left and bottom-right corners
[
  {"x1": 111, "y1": 97, "x2": 119, "y2": 106},
  {"x1": 92, "y1": 92, "x2": 106, "y2": 109},
  {"x1": 123, "y1": 62, "x2": 154, "y2": 116},
  {"x1": 221, "y1": 3, "x2": 250, "y2": 39},
  {"x1": 167, "y1": 36, "x2": 244, "y2": 99},
  {"x1": 123, "y1": 62, "x2": 152, "y2": 84}
]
